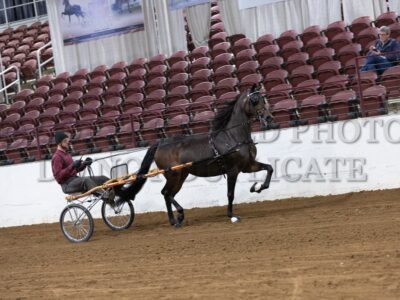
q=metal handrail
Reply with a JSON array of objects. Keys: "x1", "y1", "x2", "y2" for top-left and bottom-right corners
[
  {"x1": 36, "y1": 41, "x2": 53, "y2": 78},
  {"x1": 0, "y1": 65, "x2": 20, "y2": 104}
]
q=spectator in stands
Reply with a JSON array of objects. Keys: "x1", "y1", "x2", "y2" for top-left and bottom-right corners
[
  {"x1": 51, "y1": 131, "x2": 114, "y2": 203},
  {"x1": 361, "y1": 26, "x2": 400, "y2": 75}
]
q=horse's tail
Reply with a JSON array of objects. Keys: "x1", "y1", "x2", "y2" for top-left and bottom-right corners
[{"x1": 122, "y1": 142, "x2": 159, "y2": 200}]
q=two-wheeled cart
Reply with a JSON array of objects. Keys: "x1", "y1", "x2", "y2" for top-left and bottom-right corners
[{"x1": 59, "y1": 162, "x2": 193, "y2": 242}]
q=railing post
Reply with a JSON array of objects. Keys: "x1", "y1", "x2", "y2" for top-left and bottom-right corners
[
  {"x1": 354, "y1": 56, "x2": 365, "y2": 117},
  {"x1": 129, "y1": 114, "x2": 137, "y2": 148},
  {"x1": 35, "y1": 127, "x2": 41, "y2": 161},
  {"x1": 0, "y1": 65, "x2": 20, "y2": 104},
  {"x1": 36, "y1": 41, "x2": 53, "y2": 79}
]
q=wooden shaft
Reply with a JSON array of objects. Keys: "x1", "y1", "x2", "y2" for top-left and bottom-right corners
[{"x1": 65, "y1": 162, "x2": 193, "y2": 201}]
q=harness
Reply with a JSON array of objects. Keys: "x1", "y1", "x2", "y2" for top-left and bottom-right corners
[{"x1": 207, "y1": 119, "x2": 257, "y2": 177}]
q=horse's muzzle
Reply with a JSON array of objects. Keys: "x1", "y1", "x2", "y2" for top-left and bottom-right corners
[{"x1": 265, "y1": 115, "x2": 273, "y2": 123}]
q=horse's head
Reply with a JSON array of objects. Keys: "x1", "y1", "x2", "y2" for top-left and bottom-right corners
[{"x1": 244, "y1": 84, "x2": 273, "y2": 125}]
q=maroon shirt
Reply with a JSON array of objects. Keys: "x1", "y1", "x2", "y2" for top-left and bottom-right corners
[{"x1": 51, "y1": 148, "x2": 85, "y2": 184}]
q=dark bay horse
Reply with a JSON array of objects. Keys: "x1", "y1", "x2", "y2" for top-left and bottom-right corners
[
  {"x1": 123, "y1": 86, "x2": 274, "y2": 227},
  {"x1": 62, "y1": 0, "x2": 85, "y2": 23}
]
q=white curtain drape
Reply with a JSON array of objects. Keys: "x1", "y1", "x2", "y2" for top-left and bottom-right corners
[
  {"x1": 221, "y1": 0, "x2": 341, "y2": 42},
  {"x1": 388, "y1": 0, "x2": 400, "y2": 12},
  {"x1": 186, "y1": 2, "x2": 212, "y2": 47},
  {"x1": 47, "y1": 1, "x2": 66, "y2": 74},
  {"x1": 151, "y1": 0, "x2": 186, "y2": 56},
  {"x1": 299, "y1": 0, "x2": 341, "y2": 29},
  {"x1": 218, "y1": 0, "x2": 243, "y2": 36},
  {"x1": 342, "y1": 0, "x2": 387, "y2": 23}
]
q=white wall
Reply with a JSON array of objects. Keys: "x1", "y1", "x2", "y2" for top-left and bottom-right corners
[{"x1": 1, "y1": 114, "x2": 400, "y2": 227}]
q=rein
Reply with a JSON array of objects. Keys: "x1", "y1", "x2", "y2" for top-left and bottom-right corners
[{"x1": 86, "y1": 118, "x2": 257, "y2": 163}]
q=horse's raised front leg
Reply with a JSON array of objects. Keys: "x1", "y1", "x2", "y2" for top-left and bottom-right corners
[
  {"x1": 244, "y1": 161, "x2": 273, "y2": 193},
  {"x1": 227, "y1": 172, "x2": 240, "y2": 221}
]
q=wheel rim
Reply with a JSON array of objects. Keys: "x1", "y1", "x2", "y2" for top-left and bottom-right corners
[
  {"x1": 62, "y1": 206, "x2": 91, "y2": 242},
  {"x1": 103, "y1": 202, "x2": 132, "y2": 229}
]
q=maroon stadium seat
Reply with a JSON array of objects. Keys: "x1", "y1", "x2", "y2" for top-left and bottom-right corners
[
  {"x1": 288, "y1": 65, "x2": 314, "y2": 87},
  {"x1": 266, "y1": 83, "x2": 293, "y2": 106},
  {"x1": 379, "y1": 66, "x2": 400, "y2": 97},
  {"x1": 329, "y1": 90, "x2": 358, "y2": 121},
  {"x1": 263, "y1": 69, "x2": 288, "y2": 91},
  {"x1": 190, "y1": 56, "x2": 211, "y2": 75},
  {"x1": 210, "y1": 41, "x2": 231, "y2": 59},
  {"x1": 213, "y1": 65, "x2": 235, "y2": 84},
  {"x1": 298, "y1": 95, "x2": 328, "y2": 125},
  {"x1": 320, "y1": 74, "x2": 349, "y2": 99},
  {"x1": 189, "y1": 45, "x2": 210, "y2": 62},
  {"x1": 271, "y1": 99, "x2": 298, "y2": 128},
  {"x1": 293, "y1": 79, "x2": 320, "y2": 102},
  {"x1": 165, "y1": 85, "x2": 189, "y2": 106},
  {"x1": 309, "y1": 47, "x2": 335, "y2": 70},
  {"x1": 164, "y1": 114, "x2": 190, "y2": 137},
  {"x1": 275, "y1": 29, "x2": 298, "y2": 48},
  {"x1": 168, "y1": 60, "x2": 189, "y2": 78},
  {"x1": 126, "y1": 68, "x2": 147, "y2": 84},
  {"x1": 236, "y1": 60, "x2": 259, "y2": 81},
  {"x1": 257, "y1": 45, "x2": 280, "y2": 65},
  {"x1": 304, "y1": 36, "x2": 328, "y2": 56},
  {"x1": 259, "y1": 56, "x2": 284, "y2": 78},
  {"x1": 191, "y1": 110, "x2": 215, "y2": 134},
  {"x1": 238, "y1": 74, "x2": 262, "y2": 93},
  {"x1": 361, "y1": 85, "x2": 388, "y2": 117},
  {"x1": 348, "y1": 16, "x2": 372, "y2": 36},
  {"x1": 214, "y1": 77, "x2": 238, "y2": 99},
  {"x1": 126, "y1": 57, "x2": 147, "y2": 73},
  {"x1": 329, "y1": 31, "x2": 354, "y2": 53},
  {"x1": 190, "y1": 69, "x2": 212, "y2": 88},
  {"x1": 284, "y1": 52, "x2": 309, "y2": 74},
  {"x1": 168, "y1": 50, "x2": 188, "y2": 67},
  {"x1": 147, "y1": 54, "x2": 166, "y2": 70},
  {"x1": 315, "y1": 61, "x2": 341, "y2": 83},
  {"x1": 146, "y1": 64, "x2": 167, "y2": 82},
  {"x1": 231, "y1": 38, "x2": 252, "y2": 56},
  {"x1": 253, "y1": 34, "x2": 274, "y2": 53}
]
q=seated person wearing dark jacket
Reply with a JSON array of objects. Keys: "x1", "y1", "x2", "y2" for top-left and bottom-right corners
[
  {"x1": 361, "y1": 26, "x2": 400, "y2": 75},
  {"x1": 51, "y1": 131, "x2": 114, "y2": 203}
]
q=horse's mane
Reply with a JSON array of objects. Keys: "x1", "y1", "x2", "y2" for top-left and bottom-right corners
[{"x1": 212, "y1": 94, "x2": 241, "y2": 131}]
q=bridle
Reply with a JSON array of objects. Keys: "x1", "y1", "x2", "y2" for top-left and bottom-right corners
[{"x1": 247, "y1": 90, "x2": 271, "y2": 125}]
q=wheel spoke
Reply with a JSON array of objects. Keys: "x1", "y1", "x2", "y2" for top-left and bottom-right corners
[
  {"x1": 61, "y1": 204, "x2": 93, "y2": 242},
  {"x1": 102, "y1": 201, "x2": 134, "y2": 230}
]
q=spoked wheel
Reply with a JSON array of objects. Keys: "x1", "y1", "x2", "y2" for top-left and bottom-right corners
[
  {"x1": 101, "y1": 200, "x2": 134, "y2": 230},
  {"x1": 60, "y1": 204, "x2": 94, "y2": 243}
]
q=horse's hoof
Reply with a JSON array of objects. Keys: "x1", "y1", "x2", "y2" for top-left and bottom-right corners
[
  {"x1": 177, "y1": 215, "x2": 184, "y2": 224},
  {"x1": 250, "y1": 182, "x2": 263, "y2": 193},
  {"x1": 174, "y1": 223, "x2": 182, "y2": 228},
  {"x1": 230, "y1": 216, "x2": 241, "y2": 223}
]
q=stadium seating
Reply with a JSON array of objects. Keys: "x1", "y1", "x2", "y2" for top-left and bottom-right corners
[{"x1": 1, "y1": 10, "x2": 399, "y2": 166}]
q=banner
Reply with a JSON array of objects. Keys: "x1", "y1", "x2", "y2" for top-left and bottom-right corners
[
  {"x1": 168, "y1": 0, "x2": 210, "y2": 11},
  {"x1": 57, "y1": 0, "x2": 144, "y2": 45},
  {"x1": 238, "y1": 0, "x2": 285, "y2": 10}
]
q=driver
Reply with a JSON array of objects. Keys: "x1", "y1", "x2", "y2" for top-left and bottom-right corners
[{"x1": 51, "y1": 131, "x2": 115, "y2": 203}]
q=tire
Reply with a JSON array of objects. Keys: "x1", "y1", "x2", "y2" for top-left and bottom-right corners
[
  {"x1": 60, "y1": 204, "x2": 94, "y2": 243},
  {"x1": 101, "y1": 200, "x2": 135, "y2": 231}
]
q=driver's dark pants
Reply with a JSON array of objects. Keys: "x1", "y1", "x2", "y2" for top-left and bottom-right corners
[{"x1": 61, "y1": 176, "x2": 109, "y2": 194}]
